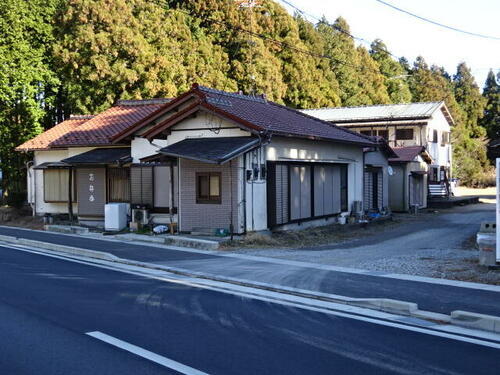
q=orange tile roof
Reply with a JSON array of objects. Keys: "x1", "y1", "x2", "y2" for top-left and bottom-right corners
[{"x1": 16, "y1": 99, "x2": 170, "y2": 151}]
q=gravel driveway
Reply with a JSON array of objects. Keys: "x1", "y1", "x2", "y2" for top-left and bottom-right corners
[{"x1": 231, "y1": 203, "x2": 500, "y2": 284}]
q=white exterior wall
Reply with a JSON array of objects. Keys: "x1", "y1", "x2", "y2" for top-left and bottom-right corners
[
  {"x1": 244, "y1": 146, "x2": 267, "y2": 232},
  {"x1": 266, "y1": 137, "x2": 364, "y2": 213},
  {"x1": 347, "y1": 110, "x2": 451, "y2": 173},
  {"x1": 31, "y1": 147, "x2": 96, "y2": 215},
  {"x1": 425, "y1": 111, "x2": 452, "y2": 173},
  {"x1": 131, "y1": 112, "x2": 251, "y2": 162}
]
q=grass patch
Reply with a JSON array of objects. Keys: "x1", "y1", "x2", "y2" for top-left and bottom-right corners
[{"x1": 221, "y1": 217, "x2": 400, "y2": 250}]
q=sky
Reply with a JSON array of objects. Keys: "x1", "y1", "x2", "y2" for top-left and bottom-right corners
[{"x1": 278, "y1": 0, "x2": 500, "y2": 89}]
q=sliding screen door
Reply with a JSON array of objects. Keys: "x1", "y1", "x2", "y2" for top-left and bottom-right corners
[
  {"x1": 290, "y1": 165, "x2": 311, "y2": 220},
  {"x1": 314, "y1": 166, "x2": 341, "y2": 216}
]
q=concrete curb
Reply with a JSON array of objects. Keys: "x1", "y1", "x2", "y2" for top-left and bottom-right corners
[
  {"x1": 451, "y1": 311, "x2": 500, "y2": 333},
  {"x1": 44, "y1": 225, "x2": 221, "y2": 251},
  {"x1": 3, "y1": 235, "x2": 500, "y2": 334}
]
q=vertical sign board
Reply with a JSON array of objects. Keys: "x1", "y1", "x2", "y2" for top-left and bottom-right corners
[{"x1": 497, "y1": 158, "x2": 500, "y2": 262}]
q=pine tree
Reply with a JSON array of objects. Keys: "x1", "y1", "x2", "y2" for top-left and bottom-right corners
[
  {"x1": 453, "y1": 62, "x2": 487, "y2": 138},
  {"x1": 54, "y1": 0, "x2": 235, "y2": 114},
  {"x1": 316, "y1": 17, "x2": 365, "y2": 106},
  {"x1": 370, "y1": 39, "x2": 412, "y2": 103},
  {"x1": 452, "y1": 62, "x2": 489, "y2": 184},
  {"x1": 355, "y1": 46, "x2": 390, "y2": 105},
  {"x1": 0, "y1": 0, "x2": 60, "y2": 200},
  {"x1": 481, "y1": 70, "x2": 500, "y2": 138}
]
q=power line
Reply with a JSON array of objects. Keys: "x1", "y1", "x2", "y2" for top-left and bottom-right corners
[
  {"x1": 277, "y1": 0, "x2": 402, "y2": 62},
  {"x1": 375, "y1": 0, "x2": 500, "y2": 41},
  {"x1": 166, "y1": 4, "x2": 461, "y2": 99}
]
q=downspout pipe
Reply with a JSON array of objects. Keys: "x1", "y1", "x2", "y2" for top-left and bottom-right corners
[{"x1": 26, "y1": 160, "x2": 35, "y2": 217}]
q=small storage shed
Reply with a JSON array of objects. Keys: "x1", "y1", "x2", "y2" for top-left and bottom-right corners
[
  {"x1": 363, "y1": 137, "x2": 397, "y2": 213},
  {"x1": 388, "y1": 146, "x2": 432, "y2": 212}
]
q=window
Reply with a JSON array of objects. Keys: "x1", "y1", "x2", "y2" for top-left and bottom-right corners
[
  {"x1": 340, "y1": 165, "x2": 348, "y2": 211},
  {"x1": 130, "y1": 166, "x2": 153, "y2": 206},
  {"x1": 377, "y1": 130, "x2": 388, "y2": 140},
  {"x1": 431, "y1": 129, "x2": 439, "y2": 143},
  {"x1": 196, "y1": 172, "x2": 221, "y2": 204},
  {"x1": 44, "y1": 169, "x2": 74, "y2": 202},
  {"x1": 107, "y1": 168, "x2": 130, "y2": 202},
  {"x1": 153, "y1": 165, "x2": 178, "y2": 213},
  {"x1": 360, "y1": 130, "x2": 373, "y2": 136},
  {"x1": 441, "y1": 131, "x2": 450, "y2": 145},
  {"x1": 396, "y1": 128, "x2": 414, "y2": 140}
]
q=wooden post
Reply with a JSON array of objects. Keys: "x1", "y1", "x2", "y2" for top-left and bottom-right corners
[
  {"x1": 169, "y1": 161, "x2": 175, "y2": 235},
  {"x1": 68, "y1": 167, "x2": 74, "y2": 223},
  {"x1": 229, "y1": 160, "x2": 234, "y2": 241}
]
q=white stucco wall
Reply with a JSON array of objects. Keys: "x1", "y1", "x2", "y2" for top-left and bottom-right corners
[
  {"x1": 266, "y1": 137, "x2": 364, "y2": 213},
  {"x1": 31, "y1": 147, "x2": 96, "y2": 215},
  {"x1": 131, "y1": 111, "x2": 252, "y2": 162},
  {"x1": 426, "y1": 110, "x2": 452, "y2": 172}
]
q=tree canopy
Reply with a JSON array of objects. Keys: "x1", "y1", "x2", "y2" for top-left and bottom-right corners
[{"x1": 0, "y1": 0, "x2": 498, "y2": 197}]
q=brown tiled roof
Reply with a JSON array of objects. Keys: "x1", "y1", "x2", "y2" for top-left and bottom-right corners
[
  {"x1": 196, "y1": 86, "x2": 374, "y2": 146},
  {"x1": 16, "y1": 99, "x2": 170, "y2": 151},
  {"x1": 16, "y1": 116, "x2": 93, "y2": 151},
  {"x1": 389, "y1": 146, "x2": 432, "y2": 163},
  {"x1": 119, "y1": 84, "x2": 375, "y2": 146}
]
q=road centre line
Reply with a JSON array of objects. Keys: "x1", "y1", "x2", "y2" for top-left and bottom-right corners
[
  {"x1": 87, "y1": 331, "x2": 208, "y2": 375},
  {"x1": 3, "y1": 243, "x2": 500, "y2": 349}
]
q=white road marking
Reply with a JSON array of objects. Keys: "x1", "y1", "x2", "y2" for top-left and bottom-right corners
[
  {"x1": 3, "y1": 243, "x2": 500, "y2": 349},
  {"x1": 2, "y1": 225, "x2": 499, "y2": 292},
  {"x1": 87, "y1": 331, "x2": 208, "y2": 375}
]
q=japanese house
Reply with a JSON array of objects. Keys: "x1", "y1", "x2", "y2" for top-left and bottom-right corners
[{"x1": 17, "y1": 84, "x2": 375, "y2": 234}]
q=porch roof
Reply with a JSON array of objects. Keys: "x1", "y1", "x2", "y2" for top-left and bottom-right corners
[
  {"x1": 389, "y1": 146, "x2": 433, "y2": 164},
  {"x1": 159, "y1": 137, "x2": 260, "y2": 164},
  {"x1": 62, "y1": 147, "x2": 132, "y2": 165},
  {"x1": 33, "y1": 161, "x2": 71, "y2": 169}
]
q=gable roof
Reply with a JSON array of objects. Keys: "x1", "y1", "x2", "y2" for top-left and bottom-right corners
[
  {"x1": 16, "y1": 99, "x2": 170, "y2": 152},
  {"x1": 302, "y1": 101, "x2": 454, "y2": 126},
  {"x1": 389, "y1": 146, "x2": 433, "y2": 164},
  {"x1": 114, "y1": 84, "x2": 374, "y2": 147}
]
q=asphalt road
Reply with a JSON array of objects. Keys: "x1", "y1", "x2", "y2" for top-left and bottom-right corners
[
  {"x1": 0, "y1": 245, "x2": 498, "y2": 374},
  {"x1": 0, "y1": 226, "x2": 499, "y2": 317}
]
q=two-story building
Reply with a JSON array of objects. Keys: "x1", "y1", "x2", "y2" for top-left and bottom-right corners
[{"x1": 302, "y1": 102, "x2": 454, "y2": 197}]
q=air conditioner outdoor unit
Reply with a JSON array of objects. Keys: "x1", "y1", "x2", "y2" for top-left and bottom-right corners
[{"x1": 131, "y1": 208, "x2": 149, "y2": 225}]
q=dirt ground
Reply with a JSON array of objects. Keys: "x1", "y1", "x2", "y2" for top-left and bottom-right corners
[
  {"x1": 0, "y1": 206, "x2": 44, "y2": 230},
  {"x1": 226, "y1": 188, "x2": 500, "y2": 285}
]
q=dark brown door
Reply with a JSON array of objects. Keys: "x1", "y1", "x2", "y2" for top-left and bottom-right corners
[{"x1": 76, "y1": 168, "x2": 106, "y2": 217}]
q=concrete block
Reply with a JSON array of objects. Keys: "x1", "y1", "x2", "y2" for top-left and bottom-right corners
[
  {"x1": 479, "y1": 222, "x2": 496, "y2": 233},
  {"x1": 451, "y1": 310, "x2": 500, "y2": 333},
  {"x1": 45, "y1": 225, "x2": 89, "y2": 235},
  {"x1": 350, "y1": 298, "x2": 418, "y2": 315},
  {"x1": 164, "y1": 236, "x2": 219, "y2": 251},
  {"x1": 477, "y1": 232, "x2": 497, "y2": 266}
]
